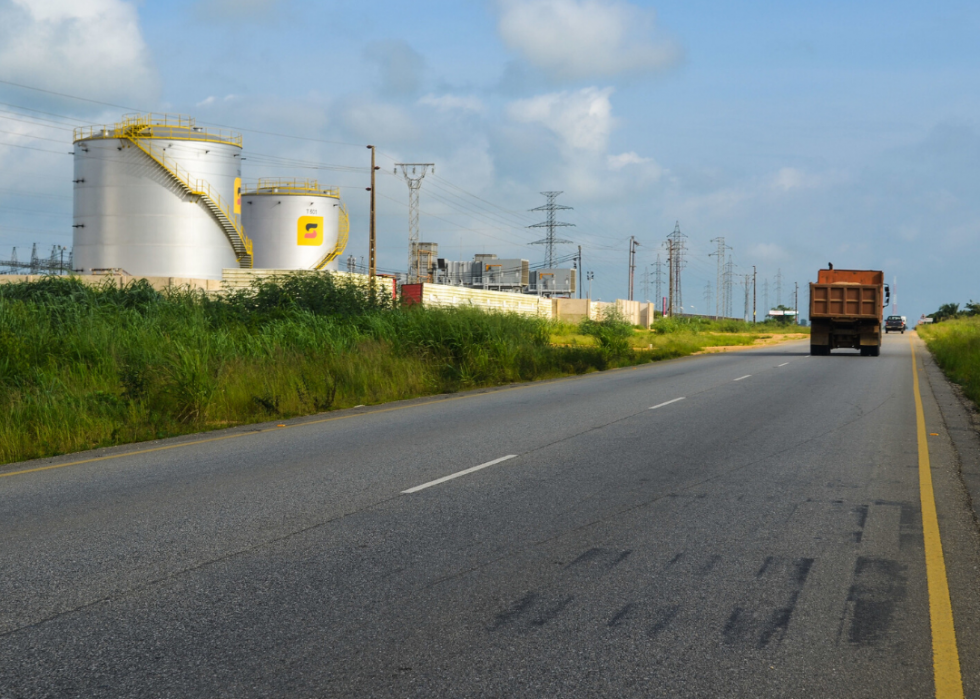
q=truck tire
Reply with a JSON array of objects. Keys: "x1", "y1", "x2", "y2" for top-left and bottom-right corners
[
  {"x1": 871, "y1": 346, "x2": 880, "y2": 356},
  {"x1": 811, "y1": 344, "x2": 829, "y2": 356}
]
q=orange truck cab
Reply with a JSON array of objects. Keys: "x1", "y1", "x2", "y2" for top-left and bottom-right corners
[{"x1": 809, "y1": 268, "x2": 890, "y2": 356}]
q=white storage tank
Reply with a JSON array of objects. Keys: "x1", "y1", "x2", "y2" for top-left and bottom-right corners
[
  {"x1": 241, "y1": 179, "x2": 348, "y2": 271},
  {"x1": 72, "y1": 114, "x2": 252, "y2": 280}
]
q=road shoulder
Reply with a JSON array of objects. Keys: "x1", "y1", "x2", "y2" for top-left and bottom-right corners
[{"x1": 919, "y1": 338, "x2": 980, "y2": 528}]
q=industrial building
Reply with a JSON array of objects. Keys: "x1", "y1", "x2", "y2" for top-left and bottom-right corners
[{"x1": 431, "y1": 253, "x2": 575, "y2": 297}]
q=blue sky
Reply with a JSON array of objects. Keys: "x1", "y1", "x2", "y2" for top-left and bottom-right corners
[{"x1": 0, "y1": 0, "x2": 978, "y2": 320}]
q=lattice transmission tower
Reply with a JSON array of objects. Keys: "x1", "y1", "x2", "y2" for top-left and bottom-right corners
[
  {"x1": 667, "y1": 222, "x2": 687, "y2": 315},
  {"x1": 775, "y1": 268, "x2": 784, "y2": 307},
  {"x1": 395, "y1": 163, "x2": 435, "y2": 283},
  {"x1": 723, "y1": 255, "x2": 735, "y2": 318},
  {"x1": 653, "y1": 254, "x2": 665, "y2": 308},
  {"x1": 528, "y1": 192, "x2": 575, "y2": 268},
  {"x1": 1, "y1": 243, "x2": 72, "y2": 275},
  {"x1": 709, "y1": 237, "x2": 731, "y2": 320}
]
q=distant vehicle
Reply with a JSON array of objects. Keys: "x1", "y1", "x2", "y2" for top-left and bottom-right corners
[
  {"x1": 809, "y1": 266, "x2": 889, "y2": 356},
  {"x1": 884, "y1": 315, "x2": 906, "y2": 333}
]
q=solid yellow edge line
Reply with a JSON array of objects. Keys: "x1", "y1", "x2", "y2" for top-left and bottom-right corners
[{"x1": 911, "y1": 337, "x2": 964, "y2": 699}]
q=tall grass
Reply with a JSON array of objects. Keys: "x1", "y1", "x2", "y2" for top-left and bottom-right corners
[
  {"x1": 0, "y1": 275, "x2": 657, "y2": 465},
  {"x1": 918, "y1": 317, "x2": 980, "y2": 406}
]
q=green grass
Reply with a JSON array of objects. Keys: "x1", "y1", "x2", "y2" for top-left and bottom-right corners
[
  {"x1": 551, "y1": 315, "x2": 807, "y2": 354},
  {"x1": 0, "y1": 275, "x2": 667, "y2": 466},
  {"x1": 918, "y1": 317, "x2": 980, "y2": 407},
  {"x1": 0, "y1": 275, "x2": 815, "y2": 466}
]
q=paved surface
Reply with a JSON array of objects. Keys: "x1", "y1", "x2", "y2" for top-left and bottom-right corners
[{"x1": 2, "y1": 334, "x2": 979, "y2": 698}]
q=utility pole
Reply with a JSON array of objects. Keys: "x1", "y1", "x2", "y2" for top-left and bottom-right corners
[
  {"x1": 366, "y1": 146, "x2": 377, "y2": 280},
  {"x1": 667, "y1": 238, "x2": 673, "y2": 317},
  {"x1": 704, "y1": 282, "x2": 712, "y2": 318},
  {"x1": 577, "y1": 245, "x2": 582, "y2": 299},
  {"x1": 709, "y1": 237, "x2": 730, "y2": 320},
  {"x1": 653, "y1": 255, "x2": 665, "y2": 310},
  {"x1": 743, "y1": 274, "x2": 752, "y2": 321},
  {"x1": 667, "y1": 222, "x2": 687, "y2": 315},
  {"x1": 795, "y1": 281, "x2": 799, "y2": 326},
  {"x1": 752, "y1": 265, "x2": 757, "y2": 324},
  {"x1": 528, "y1": 191, "x2": 575, "y2": 268},
  {"x1": 628, "y1": 236, "x2": 640, "y2": 301},
  {"x1": 395, "y1": 162, "x2": 435, "y2": 283},
  {"x1": 587, "y1": 271, "x2": 594, "y2": 300}
]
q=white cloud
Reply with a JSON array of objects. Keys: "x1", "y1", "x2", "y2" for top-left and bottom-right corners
[
  {"x1": 364, "y1": 40, "x2": 425, "y2": 97},
  {"x1": 342, "y1": 99, "x2": 419, "y2": 143},
  {"x1": 418, "y1": 94, "x2": 485, "y2": 114},
  {"x1": 496, "y1": 0, "x2": 680, "y2": 80},
  {"x1": 0, "y1": 0, "x2": 158, "y2": 106},
  {"x1": 607, "y1": 151, "x2": 650, "y2": 170},
  {"x1": 507, "y1": 87, "x2": 615, "y2": 152}
]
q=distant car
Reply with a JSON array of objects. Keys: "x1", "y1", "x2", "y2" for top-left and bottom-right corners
[{"x1": 884, "y1": 315, "x2": 906, "y2": 333}]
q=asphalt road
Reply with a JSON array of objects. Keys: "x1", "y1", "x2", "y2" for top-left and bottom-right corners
[{"x1": 2, "y1": 334, "x2": 979, "y2": 698}]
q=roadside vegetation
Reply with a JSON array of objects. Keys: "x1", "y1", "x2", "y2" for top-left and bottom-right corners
[
  {"x1": 918, "y1": 315, "x2": 980, "y2": 407},
  {"x1": 0, "y1": 276, "x2": 808, "y2": 465},
  {"x1": 552, "y1": 315, "x2": 808, "y2": 358}
]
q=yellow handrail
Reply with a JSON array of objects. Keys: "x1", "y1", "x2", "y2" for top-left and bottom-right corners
[
  {"x1": 243, "y1": 178, "x2": 341, "y2": 197},
  {"x1": 314, "y1": 201, "x2": 349, "y2": 270},
  {"x1": 74, "y1": 113, "x2": 242, "y2": 148},
  {"x1": 122, "y1": 130, "x2": 252, "y2": 259}
]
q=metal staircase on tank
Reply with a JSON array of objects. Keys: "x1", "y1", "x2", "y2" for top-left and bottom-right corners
[
  {"x1": 314, "y1": 201, "x2": 350, "y2": 271},
  {"x1": 119, "y1": 118, "x2": 253, "y2": 268}
]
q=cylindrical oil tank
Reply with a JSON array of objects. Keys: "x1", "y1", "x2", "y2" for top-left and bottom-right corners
[
  {"x1": 242, "y1": 179, "x2": 347, "y2": 271},
  {"x1": 72, "y1": 114, "x2": 245, "y2": 280}
]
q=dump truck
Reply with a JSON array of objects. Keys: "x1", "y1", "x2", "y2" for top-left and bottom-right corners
[{"x1": 809, "y1": 267, "x2": 890, "y2": 356}]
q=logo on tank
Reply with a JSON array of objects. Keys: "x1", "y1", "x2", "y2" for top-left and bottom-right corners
[{"x1": 297, "y1": 216, "x2": 324, "y2": 246}]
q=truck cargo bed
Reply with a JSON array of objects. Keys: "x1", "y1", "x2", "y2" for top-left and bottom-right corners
[{"x1": 810, "y1": 284, "x2": 881, "y2": 318}]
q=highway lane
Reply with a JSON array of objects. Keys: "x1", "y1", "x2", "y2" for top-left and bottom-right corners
[{"x1": 1, "y1": 334, "x2": 978, "y2": 697}]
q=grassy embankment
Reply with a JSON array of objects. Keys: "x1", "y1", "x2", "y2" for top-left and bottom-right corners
[
  {"x1": 0, "y1": 275, "x2": 807, "y2": 466},
  {"x1": 918, "y1": 317, "x2": 980, "y2": 406}
]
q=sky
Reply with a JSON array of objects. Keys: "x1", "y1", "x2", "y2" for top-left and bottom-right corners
[{"x1": 0, "y1": 0, "x2": 978, "y2": 322}]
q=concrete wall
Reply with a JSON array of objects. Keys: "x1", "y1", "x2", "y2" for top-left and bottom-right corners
[
  {"x1": 552, "y1": 298, "x2": 591, "y2": 324},
  {"x1": 221, "y1": 269, "x2": 395, "y2": 297},
  {"x1": 0, "y1": 273, "x2": 224, "y2": 292},
  {"x1": 551, "y1": 298, "x2": 656, "y2": 327},
  {"x1": 417, "y1": 284, "x2": 553, "y2": 319},
  {"x1": 2, "y1": 273, "x2": 660, "y2": 327},
  {"x1": 0, "y1": 269, "x2": 391, "y2": 296}
]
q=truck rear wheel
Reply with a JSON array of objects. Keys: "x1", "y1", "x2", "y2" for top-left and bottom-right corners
[{"x1": 811, "y1": 344, "x2": 829, "y2": 356}]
